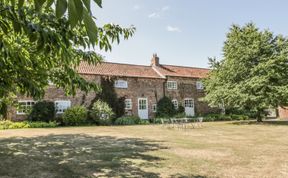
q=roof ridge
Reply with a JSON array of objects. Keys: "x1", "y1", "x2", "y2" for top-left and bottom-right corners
[
  {"x1": 99, "y1": 61, "x2": 151, "y2": 68},
  {"x1": 161, "y1": 64, "x2": 210, "y2": 70}
]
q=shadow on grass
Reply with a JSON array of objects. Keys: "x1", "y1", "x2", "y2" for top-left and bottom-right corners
[
  {"x1": 170, "y1": 173, "x2": 210, "y2": 178},
  {"x1": 232, "y1": 119, "x2": 288, "y2": 126},
  {"x1": 0, "y1": 134, "x2": 168, "y2": 178}
]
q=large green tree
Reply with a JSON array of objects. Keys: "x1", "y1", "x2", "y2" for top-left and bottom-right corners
[
  {"x1": 204, "y1": 23, "x2": 288, "y2": 121},
  {"x1": 0, "y1": 1, "x2": 135, "y2": 118}
]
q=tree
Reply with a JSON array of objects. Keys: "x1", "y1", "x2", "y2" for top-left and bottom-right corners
[
  {"x1": 203, "y1": 23, "x2": 288, "y2": 121},
  {"x1": 156, "y1": 96, "x2": 176, "y2": 118},
  {"x1": 0, "y1": 1, "x2": 135, "y2": 118}
]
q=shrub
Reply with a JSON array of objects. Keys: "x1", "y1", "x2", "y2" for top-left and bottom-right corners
[
  {"x1": 203, "y1": 114, "x2": 249, "y2": 122},
  {"x1": 177, "y1": 105, "x2": 185, "y2": 114},
  {"x1": 8, "y1": 122, "x2": 30, "y2": 129},
  {"x1": 29, "y1": 101, "x2": 55, "y2": 122},
  {"x1": 0, "y1": 120, "x2": 58, "y2": 130},
  {"x1": 62, "y1": 106, "x2": 87, "y2": 126},
  {"x1": 156, "y1": 96, "x2": 176, "y2": 118},
  {"x1": 174, "y1": 112, "x2": 186, "y2": 118},
  {"x1": 139, "y1": 119, "x2": 150, "y2": 125},
  {"x1": 90, "y1": 100, "x2": 114, "y2": 125},
  {"x1": 0, "y1": 120, "x2": 13, "y2": 129},
  {"x1": 27, "y1": 121, "x2": 58, "y2": 128},
  {"x1": 114, "y1": 116, "x2": 140, "y2": 125}
]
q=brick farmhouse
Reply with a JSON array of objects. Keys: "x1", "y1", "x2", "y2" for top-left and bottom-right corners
[{"x1": 11, "y1": 54, "x2": 221, "y2": 121}]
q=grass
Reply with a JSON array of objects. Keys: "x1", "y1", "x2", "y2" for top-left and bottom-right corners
[{"x1": 0, "y1": 121, "x2": 288, "y2": 177}]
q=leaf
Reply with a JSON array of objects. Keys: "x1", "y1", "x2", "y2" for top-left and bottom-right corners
[
  {"x1": 18, "y1": 0, "x2": 25, "y2": 9},
  {"x1": 83, "y1": 8, "x2": 98, "y2": 46},
  {"x1": 10, "y1": 0, "x2": 16, "y2": 7},
  {"x1": 73, "y1": 0, "x2": 83, "y2": 19},
  {"x1": 82, "y1": 0, "x2": 91, "y2": 12},
  {"x1": 46, "y1": 0, "x2": 55, "y2": 9},
  {"x1": 34, "y1": 0, "x2": 46, "y2": 11},
  {"x1": 93, "y1": 0, "x2": 102, "y2": 8},
  {"x1": 56, "y1": 0, "x2": 67, "y2": 18},
  {"x1": 68, "y1": 0, "x2": 79, "y2": 27}
]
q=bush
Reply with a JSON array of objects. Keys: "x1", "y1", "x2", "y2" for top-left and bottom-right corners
[
  {"x1": 156, "y1": 96, "x2": 176, "y2": 118},
  {"x1": 139, "y1": 119, "x2": 150, "y2": 125},
  {"x1": 203, "y1": 114, "x2": 249, "y2": 122},
  {"x1": 0, "y1": 120, "x2": 13, "y2": 129},
  {"x1": 177, "y1": 105, "x2": 185, "y2": 114},
  {"x1": 0, "y1": 120, "x2": 58, "y2": 130},
  {"x1": 29, "y1": 101, "x2": 55, "y2": 122},
  {"x1": 62, "y1": 106, "x2": 87, "y2": 126},
  {"x1": 114, "y1": 116, "x2": 140, "y2": 125},
  {"x1": 90, "y1": 100, "x2": 114, "y2": 125},
  {"x1": 174, "y1": 112, "x2": 186, "y2": 118},
  {"x1": 27, "y1": 121, "x2": 58, "y2": 128}
]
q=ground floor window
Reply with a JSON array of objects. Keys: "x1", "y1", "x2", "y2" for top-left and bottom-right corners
[
  {"x1": 55, "y1": 100, "x2": 71, "y2": 114},
  {"x1": 17, "y1": 101, "x2": 35, "y2": 115},
  {"x1": 125, "y1": 99, "x2": 132, "y2": 110}
]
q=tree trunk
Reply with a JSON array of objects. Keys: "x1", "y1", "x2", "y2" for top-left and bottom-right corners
[
  {"x1": 256, "y1": 116, "x2": 263, "y2": 122},
  {"x1": 256, "y1": 109, "x2": 264, "y2": 122}
]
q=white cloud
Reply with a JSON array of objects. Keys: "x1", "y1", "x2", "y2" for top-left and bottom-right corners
[
  {"x1": 166, "y1": 26, "x2": 181, "y2": 32},
  {"x1": 148, "y1": 12, "x2": 159, "y2": 18},
  {"x1": 161, "y1": 6, "x2": 170, "y2": 11},
  {"x1": 148, "y1": 6, "x2": 170, "y2": 19},
  {"x1": 133, "y1": 5, "x2": 140, "y2": 10}
]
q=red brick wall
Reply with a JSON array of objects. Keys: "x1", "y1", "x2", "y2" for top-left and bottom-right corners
[
  {"x1": 278, "y1": 107, "x2": 288, "y2": 119},
  {"x1": 11, "y1": 74, "x2": 216, "y2": 120},
  {"x1": 164, "y1": 76, "x2": 219, "y2": 115}
]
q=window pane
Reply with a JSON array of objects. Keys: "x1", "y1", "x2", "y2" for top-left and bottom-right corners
[{"x1": 55, "y1": 101, "x2": 71, "y2": 113}]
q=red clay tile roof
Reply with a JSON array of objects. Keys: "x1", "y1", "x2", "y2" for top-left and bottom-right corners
[
  {"x1": 154, "y1": 65, "x2": 210, "y2": 78},
  {"x1": 78, "y1": 61, "x2": 210, "y2": 79},
  {"x1": 78, "y1": 62, "x2": 164, "y2": 79}
]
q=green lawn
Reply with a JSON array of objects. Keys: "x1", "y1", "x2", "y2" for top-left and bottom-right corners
[{"x1": 1, "y1": 121, "x2": 288, "y2": 177}]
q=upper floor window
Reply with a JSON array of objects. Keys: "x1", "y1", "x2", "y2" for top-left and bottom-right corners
[
  {"x1": 172, "y1": 99, "x2": 178, "y2": 110},
  {"x1": 114, "y1": 80, "x2": 128, "y2": 89},
  {"x1": 167, "y1": 81, "x2": 177, "y2": 90},
  {"x1": 17, "y1": 100, "x2": 35, "y2": 115},
  {"x1": 124, "y1": 99, "x2": 132, "y2": 110},
  {"x1": 196, "y1": 81, "x2": 204, "y2": 90},
  {"x1": 55, "y1": 100, "x2": 71, "y2": 114}
]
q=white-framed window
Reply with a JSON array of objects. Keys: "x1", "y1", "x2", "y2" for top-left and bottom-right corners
[
  {"x1": 124, "y1": 99, "x2": 132, "y2": 110},
  {"x1": 196, "y1": 81, "x2": 204, "y2": 90},
  {"x1": 55, "y1": 100, "x2": 71, "y2": 114},
  {"x1": 17, "y1": 100, "x2": 36, "y2": 115},
  {"x1": 114, "y1": 80, "x2": 128, "y2": 89},
  {"x1": 184, "y1": 99, "x2": 194, "y2": 108},
  {"x1": 172, "y1": 99, "x2": 178, "y2": 110},
  {"x1": 152, "y1": 104, "x2": 157, "y2": 113},
  {"x1": 167, "y1": 81, "x2": 177, "y2": 90}
]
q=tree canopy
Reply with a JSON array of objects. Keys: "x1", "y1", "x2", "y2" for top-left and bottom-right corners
[
  {"x1": 0, "y1": 0, "x2": 135, "y2": 99},
  {"x1": 203, "y1": 23, "x2": 288, "y2": 121}
]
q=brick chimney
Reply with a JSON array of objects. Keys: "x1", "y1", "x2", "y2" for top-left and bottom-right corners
[{"x1": 151, "y1": 53, "x2": 160, "y2": 66}]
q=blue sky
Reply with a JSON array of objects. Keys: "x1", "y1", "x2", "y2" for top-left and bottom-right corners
[{"x1": 92, "y1": 0, "x2": 288, "y2": 68}]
